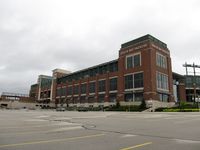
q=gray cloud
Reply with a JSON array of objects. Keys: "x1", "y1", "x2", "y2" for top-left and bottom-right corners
[{"x1": 0, "y1": 0, "x2": 200, "y2": 94}]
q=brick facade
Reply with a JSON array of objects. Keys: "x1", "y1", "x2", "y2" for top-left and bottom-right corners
[{"x1": 54, "y1": 34, "x2": 175, "y2": 107}]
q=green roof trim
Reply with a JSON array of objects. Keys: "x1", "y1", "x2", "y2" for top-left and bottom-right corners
[{"x1": 121, "y1": 34, "x2": 167, "y2": 49}]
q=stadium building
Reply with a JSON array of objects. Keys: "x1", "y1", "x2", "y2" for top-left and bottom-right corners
[{"x1": 53, "y1": 34, "x2": 175, "y2": 108}]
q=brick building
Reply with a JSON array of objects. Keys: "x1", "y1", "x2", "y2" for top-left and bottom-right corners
[
  {"x1": 29, "y1": 69, "x2": 70, "y2": 107},
  {"x1": 54, "y1": 34, "x2": 175, "y2": 108}
]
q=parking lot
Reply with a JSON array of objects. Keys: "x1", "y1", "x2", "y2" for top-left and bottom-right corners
[{"x1": 0, "y1": 110, "x2": 200, "y2": 150}]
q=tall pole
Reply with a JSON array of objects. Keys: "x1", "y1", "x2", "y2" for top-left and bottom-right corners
[
  {"x1": 185, "y1": 62, "x2": 188, "y2": 76},
  {"x1": 193, "y1": 63, "x2": 197, "y2": 104}
]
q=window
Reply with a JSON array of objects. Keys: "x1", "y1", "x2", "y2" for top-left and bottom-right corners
[
  {"x1": 61, "y1": 87, "x2": 66, "y2": 96},
  {"x1": 125, "y1": 72, "x2": 144, "y2": 89},
  {"x1": 159, "y1": 93, "x2": 169, "y2": 102},
  {"x1": 99, "y1": 65, "x2": 107, "y2": 74},
  {"x1": 109, "y1": 93, "x2": 117, "y2": 102},
  {"x1": 98, "y1": 80, "x2": 106, "y2": 92},
  {"x1": 89, "y1": 82, "x2": 95, "y2": 93},
  {"x1": 73, "y1": 85, "x2": 79, "y2": 95},
  {"x1": 157, "y1": 72, "x2": 169, "y2": 90},
  {"x1": 134, "y1": 73, "x2": 143, "y2": 88},
  {"x1": 134, "y1": 93, "x2": 143, "y2": 101},
  {"x1": 109, "y1": 62, "x2": 118, "y2": 72},
  {"x1": 109, "y1": 78, "x2": 117, "y2": 91},
  {"x1": 156, "y1": 53, "x2": 167, "y2": 69},
  {"x1": 125, "y1": 93, "x2": 133, "y2": 102},
  {"x1": 80, "y1": 96, "x2": 86, "y2": 103},
  {"x1": 126, "y1": 53, "x2": 141, "y2": 69},
  {"x1": 56, "y1": 88, "x2": 61, "y2": 97},
  {"x1": 127, "y1": 56, "x2": 133, "y2": 68},
  {"x1": 88, "y1": 96, "x2": 95, "y2": 103},
  {"x1": 67, "y1": 86, "x2": 72, "y2": 95},
  {"x1": 98, "y1": 94, "x2": 104, "y2": 103},
  {"x1": 125, "y1": 93, "x2": 143, "y2": 102},
  {"x1": 80, "y1": 84, "x2": 87, "y2": 94},
  {"x1": 134, "y1": 54, "x2": 140, "y2": 67},
  {"x1": 125, "y1": 75, "x2": 133, "y2": 89}
]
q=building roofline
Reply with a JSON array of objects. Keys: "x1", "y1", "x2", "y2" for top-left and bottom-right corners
[
  {"x1": 121, "y1": 34, "x2": 167, "y2": 49},
  {"x1": 59, "y1": 59, "x2": 118, "y2": 79},
  {"x1": 38, "y1": 75, "x2": 53, "y2": 79}
]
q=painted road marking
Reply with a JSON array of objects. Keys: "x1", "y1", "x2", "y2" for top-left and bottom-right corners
[
  {"x1": 120, "y1": 142, "x2": 152, "y2": 150},
  {"x1": 0, "y1": 126, "x2": 83, "y2": 136},
  {"x1": 0, "y1": 133, "x2": 105, "y2": 148}
]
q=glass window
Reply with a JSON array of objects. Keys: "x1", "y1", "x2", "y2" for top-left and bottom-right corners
[
  {"x1": 134, "y1": 73, "x2": 143, "y2": 88},
  {"x1": 133, "y1": 54, "x2": 140, "y2": 67},
  {"x1": 61, "y1": 87, "x2": 66, "y2": 96},
  {"x1": 125, "y1": 75, "x2": 133, "y2": 89},
  {"x1": 88, "y1": 96, "x2": 95, "y2": 103},
  {"x1": 80, "y1": 96, "x2": 86, "y2": 103},
  {"x1": 98, "y1": 80, "x2": 106, "y2": 92},
  {"x1": 80, "y1": 84, "x2": 87, "y2": 94},
  {"x1": 134, "y1": 93, "x2": 143, "y2": 101},
  {"x1": 73, "y1": 85, "x2": 79, "y2": 95},
  {"x1": 126, "y1": 53, "x2": 141, "y2": 69},
  {"x1": 109, "y1": 93, "x2": 117, "y2": 102},
  {"x1": 159, "y1": 93, "x2": 169, "y2": 102},
  {"x1": 126, "y1": 56, "x2": 133, "y2": 69},
  {"x1": 98, "y1": 94, "x2": 105, "y2": 103},
  {"x1": 156, "y1": 72, "x2": 169, "y2": 90},
  {"x1": 156, "y1": 53, "x2": 167, "y2": 69},
  {"x1": 67, "y1": 86, "x2": 72, "y2": 95},
  {"x1": 89, "y1": 82, "x2": 95, "y2": 93},
  {"x1": 109, "y1": 78, "x2": 117, "y2": 91},
  {"x1": 125, "y1": 93, "x2": 133, "y2": 102},
  {"x1": 56, "y1": 88, "x2": 61, "y2": 97},
  {"x1": 109, "y1": 62, "x2": 118, "y2": 72}
]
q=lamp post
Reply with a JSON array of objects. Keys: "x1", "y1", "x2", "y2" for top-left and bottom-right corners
[
  {"x1": 193, "y1": 83, "x2": 196, "y2": 105},
  {"x1": 175, "y1": 81, "x2": 180, "y2": 107}
]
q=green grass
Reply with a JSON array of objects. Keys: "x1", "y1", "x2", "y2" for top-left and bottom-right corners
[{"x1": 163, "y1": 108, "x2": 200, "y2": 112}]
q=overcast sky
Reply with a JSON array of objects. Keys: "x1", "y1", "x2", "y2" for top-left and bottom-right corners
[{"x1": 0, "y1": 0, "x2": 200, "y2": 94}]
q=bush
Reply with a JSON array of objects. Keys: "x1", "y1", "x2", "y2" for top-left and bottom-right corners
[
  {"x1": 139, "y1": 100, "x2": 146, "y2": 110},
  {"x1": 106, "y1": 105, "x2": 143, "y2": 112}
]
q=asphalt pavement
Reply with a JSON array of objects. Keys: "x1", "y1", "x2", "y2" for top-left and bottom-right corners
[{"x1": 0, "y1": 109, "x2": 200, "y2": 150}]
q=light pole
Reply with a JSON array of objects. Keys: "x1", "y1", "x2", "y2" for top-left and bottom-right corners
[
  {"x1": 193, "y1": 83, "x2": 196, "y2": 105},
  {"x1": 175, "y1": 81, "x2": 180, "y2": 107}
]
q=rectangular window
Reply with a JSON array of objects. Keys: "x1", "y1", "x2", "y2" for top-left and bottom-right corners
[
  {"x1": 125, "y1": 75, "x2": 133, "y2": 89},
  {"x1": 67, "y1": 86, "x2": 72, "y2": 95},
  {"x1": 134, "y1": 73, "x2": 143, "y2": 88},
  {"x1": 80, "y1": 84, "x2": 87, "y2": 94},
  {"x1": 125, "y1": 73, "x2": 144, "y2": 90},
  {"x1": 61, "y1": 87, "x2": 66, "y2": 96},
  {"x1": 159, "y1": 93, "x2": 169, "y2": 102},
  {"x1": 125, "y1": 93, "x2": 143, "y2": 102},
  {"x1": 98, "y1": 94, "x2": 105, "y2": 103},
  {"x1": 109, "y1": 62, "x2": 118, "y2": 72},
  {"x1": 73, "y1": 85, "x2": 79, "y2": 95},
  {"x1": 80, "y1": 96, "x2": 86, "y2": 103},
  {"x1": 56, "y1": 88, "x2": 61, "y2": 97},
  {"x1": 156, "y1": 72, "x2": 169, "y2": 90},
  {"x1": 88, "y1": 96, "x2": 95, "y2": 103},
  {"x1": 133, "y1": 54, "x2": 140, "y2": 67},
  {"x1": 109, "y1": 78, "x2": 117, "y2": 91},
  {"x1": 89, "y1": 82, "x2": 95, "y2": 93},
  {"x1": 156, "y1": 53, "x2": 167, "y2": 69},
  {"x1": 109, "y1": 93, "x2": 117, "y2": 102},
  {"x1": 98, "y1": 80, "x2": 106, "y2": 92},
  {"x1": 134, "y1": 93, "x2": 143, "y2": 101},
  {"x1": 126, "y1": 56, "x2": 133, "y2": 69},
  {"x1": 125, "y1": 93, "x2": 133, "y2": 102},
  {"x1": 126, "y1": 53, "x2": 141, "y2": 69}
]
